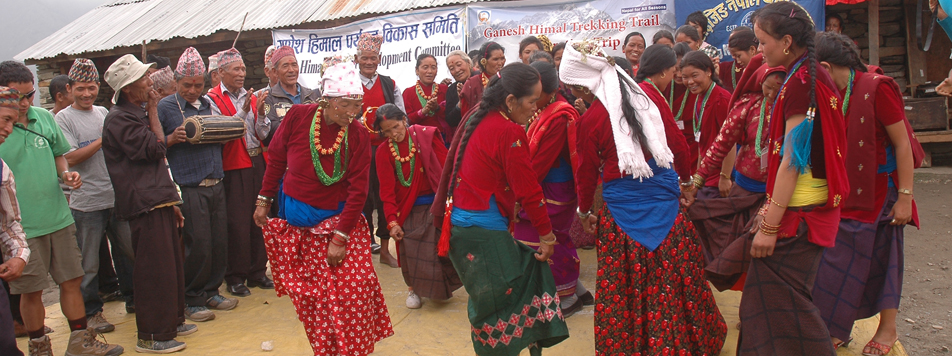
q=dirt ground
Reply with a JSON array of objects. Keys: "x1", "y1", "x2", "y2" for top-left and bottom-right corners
[
  {"x1": 897, "y1": 174, "x2": 952, "y2": 355},
  {"x1": 28, "y1": 172, "x2": 952, "y2": 355}
]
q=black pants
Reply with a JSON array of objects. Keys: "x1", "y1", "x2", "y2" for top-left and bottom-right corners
[
  {"x1": 130, "y1": 207, "x2": 185, "y2": 341},
  {"x1": 224, "y1": 155, "x2": 268, "y2": 286},
  {"x1": 0, "y1": 281, "x2": 22, "y2": 356},
  {"x1": 363, "y1": 149, "x2": 390, "y2": 240},
  {"x1": 181, "y1": 183, "x2": 229, "y2": 306}
]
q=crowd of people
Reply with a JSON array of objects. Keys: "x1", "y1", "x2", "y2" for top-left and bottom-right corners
[{"x1": 0, "y1": 2, "x2": 925, "y2": 356}]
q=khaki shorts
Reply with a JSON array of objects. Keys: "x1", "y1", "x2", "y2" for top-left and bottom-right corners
[{"x1": 8, "y1": 224, "x2": 84, "y2": 294}]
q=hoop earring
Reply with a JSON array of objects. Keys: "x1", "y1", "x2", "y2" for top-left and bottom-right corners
[
  {"x1": 661, "y1": 73, "x2": 666, "y2": 78},
  {"x1": 783, "y1": 48, "x2": 790, "y2": 55},
  {"x1": 318, "y1": 99, "x2": 329, "y2": 109},
  {"x1": 480, "y1": 58, "x2": 487, "y2": 67},
  {"x1": 583, "y1": 88, "x2": 591, "y2": 95}
]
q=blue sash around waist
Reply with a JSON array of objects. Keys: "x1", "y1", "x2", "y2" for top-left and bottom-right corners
[
  {"x1": 879, "y1": 145, "x2": 897, "y2": 188},
  {"x1": 414, "y1": 193, "x2": 435, "y2": 206},
  {"x1": 451, "y1": 195, "x2": 509, "y2": 231},
  {"x1": 278, "y1": 182, "x2": 344, "y2": 228},
  {"x1": 734, "y1": 171, "x2": 767, "y2": 193},
  {"x1": 543, "y1": 157, "x2": 573, "y2": 183},
  {"x1": 602, "y1": 158, "x2": 679, "y2": 251}
]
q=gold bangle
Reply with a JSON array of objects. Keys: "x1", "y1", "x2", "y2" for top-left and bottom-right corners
[
  {"x1": 897, "y1": 188, "x2": 913, "y2": 196},
  {"x1": 720, "y1": 172, "x2": 731, "y2": 180},
  {"x1": 539, "y1": 238, "x2": 557, "y2": 246},
  {"x1": 693, "y1": 173, "x2": 704, "y2": 189},
  {"x1": 255, "y1": 199, "x2": 271, "y2": 207},
  {"x1": 768, "y1": 196, "x2": 787, "y2": 208},
  {"x1": 387, "y1": 221, "x2": 400, "y2": 230}
]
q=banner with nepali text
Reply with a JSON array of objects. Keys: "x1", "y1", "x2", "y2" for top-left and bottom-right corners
[
  {"x1": 466, "y1": 0, "x2": 677, "y2": 64},
  {"x1": 272, "y1": 6, "x2": 466, "y2": 90},
  {"x1": 673, "y1": 0, "x2": 825, "y2": 61}
]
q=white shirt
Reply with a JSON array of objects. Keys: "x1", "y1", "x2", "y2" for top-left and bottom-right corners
[{"x1": 207, "y1": 83, "x2": 259, "y2": 149}]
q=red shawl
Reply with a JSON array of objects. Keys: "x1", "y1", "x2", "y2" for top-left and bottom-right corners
[{"x1": 526, "y1": 100, "x2": 580, "y2": 176}]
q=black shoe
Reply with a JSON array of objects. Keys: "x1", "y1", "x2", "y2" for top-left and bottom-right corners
[
  {"x1": 371, "y1": 242, "x2": 382, "y2": 254},
  {"x1": 227, "y1": 283, "x2": 252, "y2": 297},
  {"x1": 561, "y1": 297, "x2": 584, "y2": 318},
  {"x1": 125, "y1": 299, "x2": 135, "y2": 314},
  {"x1": 579, "y1": 291, "x2": 595, "y2": 306},
  {"x1": 247, "y1": 276, "x2": 275, "y2": 289},
  {"x1": 99, "y1": 290, "x2": 123, "y2": 303}
]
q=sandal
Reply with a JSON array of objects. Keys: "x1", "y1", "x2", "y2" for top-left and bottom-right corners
[
  {"x1": 834, "y1": 337, "x2": 853, "y2": 350},
  {"x1": 862, "y1": 340, "x2": 895, "y2": 356}
]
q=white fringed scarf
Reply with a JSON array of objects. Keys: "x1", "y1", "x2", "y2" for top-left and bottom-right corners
[{"x1": 558, "y1": 41, "x2": 673, "y2": 179}]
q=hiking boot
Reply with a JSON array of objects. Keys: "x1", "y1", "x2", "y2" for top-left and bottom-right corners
[
  {"x1": 184, "y1": 306, "x2": 215, "y2": 322},
  {"x1": 205, "y1": 294, "x2": 238, "y2": 311},
  {"x1": 88, "y1": 312, "x2": 115, "y2": 333},
  {"x1": 176, "y1": 323, "x2": 198, "y2": 336},
  {"x1": 135, "y1": 339, "x2": 186, "y2": 354},
  {"x1": 64, "y1": 327, "x2": 124, "y2": 356},
  {"x1": 28, "y1": 335, "x2": 52, "y2": 356}
]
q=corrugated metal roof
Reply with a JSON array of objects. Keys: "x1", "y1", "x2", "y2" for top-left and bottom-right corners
[{"x1": 16, "y1": 0, "x2": 481, "y2": 61}]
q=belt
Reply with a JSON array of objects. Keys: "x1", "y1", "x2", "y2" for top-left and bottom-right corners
[
  {"x1": 247, "y1": 147, "x2": 263, "y2": 157},
  {"x1": 198, "y1": 178, "x2": 221, "y2": 187}
]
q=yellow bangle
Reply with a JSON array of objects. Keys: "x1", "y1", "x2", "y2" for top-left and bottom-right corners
[
  {"x1": 720, "y1": 172, "x2": 731, "y2": 180},
  {"x1": 768, "y1": 196, "x2": 787, "y2": 208},
  {"x1": 539, "y1": 238, "x2": 557, "y2": 246}
]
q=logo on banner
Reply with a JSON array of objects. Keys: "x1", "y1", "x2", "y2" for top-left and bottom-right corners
[{"x1": 478, "y1": 10, "x2": 491, "y2": 24}]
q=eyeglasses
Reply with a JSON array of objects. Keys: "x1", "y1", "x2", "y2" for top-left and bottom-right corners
[{"x1": 18, "y1": 89, "x2": 35, "y2": 101}]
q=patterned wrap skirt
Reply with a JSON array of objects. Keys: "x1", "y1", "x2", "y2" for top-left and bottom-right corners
[
  {"x1": 687, "y1": 184, "x2": 766, "y2": 291},
  {"x1": 449, "y1": 226, "x2": 570, "y2": 356},
  {"x1": 398, "y1": 205, "x2": 463, "y2": 300},
  {"x1": 262, "y1": 216, "x2": 394, "y2": 356},
  {"x1": 738, "y1": 217, "x2": 836, "y2": 356},
  {"x1": 514, "y1": 181, "x2": 581, "y2": 297},
  {"x1": 813, "y1": 189, "x2": 904, "y2": 342},
  {"x1": 595, "y1": 202, "x2": 727, "y2": 355}
]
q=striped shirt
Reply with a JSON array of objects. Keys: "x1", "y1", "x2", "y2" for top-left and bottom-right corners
[{"x1": 0, "y1": 159, "x2": 30, "y2": 263}]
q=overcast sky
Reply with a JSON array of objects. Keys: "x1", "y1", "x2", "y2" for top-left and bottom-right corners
[{"x1": 0, "y1": 0, "x2": 108, "y2": 61}]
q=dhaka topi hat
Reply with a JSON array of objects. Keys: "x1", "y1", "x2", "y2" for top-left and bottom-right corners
[
  {"x1": 0, "y1": 86, "x2": 19, "y2": 109},
  {"x1": 356, "y1": 32, "x2": 383, "y2": 54},
  {"x1": 208, "y1": 53, "x2": 221, "y2": 72},
  {"x1": 105, "y1": 54, "x2": 156, "y2": 104},
  {"x1": 321, "y1": 60, "x2": 362, "y2": 99},
  {"x1": 175, "y1": 47, "x2": 205, "y2": 78},
  {"x1": 270, "y1": 46, "x2": 296, "y2": 69},
  {"x1": 68, "y1": 58, "x2": 99, "y2": 83},
  {"x1": 217, "y1": 48, "x2": 243, "y2": 70},
  {"x1": 263, "y1": 45, "x2": 276, "y2": 69},
  {"x1": 149, "y1": 66, "x2": 174, "y2": 91}
]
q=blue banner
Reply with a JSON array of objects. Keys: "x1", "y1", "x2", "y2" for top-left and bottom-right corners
[{"x1": 674, "y1": 0, "x2": 825, "y2": 62}]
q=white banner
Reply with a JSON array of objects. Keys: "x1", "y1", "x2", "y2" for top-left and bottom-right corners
[
  {"x1": 272, "y1": 6, "x2": 466, "y2": 90},
  {"x1": 467, "y1": 0, "x2": 677, "y2": 63}
]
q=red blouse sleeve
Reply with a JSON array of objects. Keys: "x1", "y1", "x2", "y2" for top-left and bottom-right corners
[
  {"x1": 259, "y1": 104, "x2": 298, "y2": 199},
  {"x1": 575, "y1": 102, "x2": 606, "y2": 213},
  {"x1": 403, "y1": 88, "x2": 425, "y2": 124},
  {"x1": 375, "y1": 144, "x2": 400, "y2": 227},
  {"x1": 874, "y1": 81, "x2": 904, "y2": 128},
  {"x1": 335, "y1": 122, "x2": 371, "y2": 235},
  {"x1": 501, "y1": 125, "x2": 553, "y2": 236},
  {"x1": 529, "y1": 115, "x2": 569, "y2": 183},
  {"x1": 432, "y1": 131, "x2": 448, "y2": 166},
  {"x1": 697, "y1": 94, "x2": 752, "y2": 180}
]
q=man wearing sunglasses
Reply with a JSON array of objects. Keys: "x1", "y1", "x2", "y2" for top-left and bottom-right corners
[{"x1": 0, "y1": 61, "x2": 124, "y2": 356}]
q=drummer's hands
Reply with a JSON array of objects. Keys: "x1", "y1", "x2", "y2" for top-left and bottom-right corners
[
  {"x1": 253, "y1": 206, "x2": 269, "y2": 228},
  {"x1": 534, "y1": 232, "x2": 556, "y2": 262},
  {"x1": 166, "y1": 126, "x2": 187, "y2": 147}
]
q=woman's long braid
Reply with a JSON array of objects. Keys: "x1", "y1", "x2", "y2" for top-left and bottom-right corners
[{"x1": 616, "y1": 72, "x2": 650, "y2": 147}]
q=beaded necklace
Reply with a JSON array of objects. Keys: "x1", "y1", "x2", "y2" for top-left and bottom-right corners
[
  {"x1": 755, "y1": 97, "x2": 770, "y2": 157},
  {"x1": 390, "y1": 134, "x2": 416, "y2": 187},
  {"x1": 693, "y1": 82, "x2": 715, "y2": 136},
  {"x1": 415, "y1": 81, "x2": 439, "y2": 116},
  {"x1": 841, "y1": 69, "x2": 855, "y2": 116},
  {"x1": 310, "y1": 109, "x2": 350, "y2": 186}
]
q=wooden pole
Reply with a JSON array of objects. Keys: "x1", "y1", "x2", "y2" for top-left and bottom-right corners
[
  {"x1": 141, "y1": 40, "x2": 148, "y2": 60},
  {"x1": 869, "y1": 0, "x2": 881, "y2": 66}
]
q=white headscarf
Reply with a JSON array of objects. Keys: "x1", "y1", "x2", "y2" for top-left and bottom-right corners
[
  {"x1": 321, "y1": 61, "x2": 363, "y2": 99},
  {"x1": 559, "y1": 40, "x2": 673, "y2": 179}
]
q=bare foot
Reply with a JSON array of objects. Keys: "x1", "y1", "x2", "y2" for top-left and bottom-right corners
[{"x1": 380, "y1": 253, "x2": 399, "y2": 268}]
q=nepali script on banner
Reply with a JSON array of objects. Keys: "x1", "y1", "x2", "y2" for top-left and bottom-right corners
[
  {"x1": 673, "y1": 0, "x2": 825, "y2": 62},
  {"x1": 272, "y1": 6, "x2": 465, "y2": 90},
  {"x1": 467, "y1": 0, "x2": 676, "y2": 63}
]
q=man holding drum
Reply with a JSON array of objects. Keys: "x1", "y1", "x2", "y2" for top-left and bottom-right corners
[
  {"x1": 157, "y1": 47, "x2": 236, "y2": 323},
  {"x1": 206, "y1": 48, "x2": 273, "y2": 299}
]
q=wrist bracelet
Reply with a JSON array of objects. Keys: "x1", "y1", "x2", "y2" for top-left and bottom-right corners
[
  {"x1": 540, "y1": 238, "x2": 557, "y2": 246},
  {"x1": 576, "y1": 207, "x2": 591, "y2": 219},
  {"x1": 768, "y1": 196, "x2": 787, "y2": 208},
  {"x1": 330, "y1": 238, "x2": 346, "y2": 247},
  {"x1": 333, "y1": 230, "x2": 350, "y2": 242},
  {"x1": 692, "y1": 174, "x2": 704, "y2": 189},
  {"x1": 257, "y1": 195, "x2": 274, "y2": 203},
  {"x1": 719, "y1": 172, "x2": 731, "y2": 180},
  {"x1": 255, "y1": 199, "x2": 271, "y2": 207},
  {"x1": 897, "y1": 188, "x2": 913, "y2": 196},
  {"x1": 679, "y1": 180, "x2": 694, "y2": 187},
  {"x1": 387, "y1": 221, "x2": 400, "y2": 230}
]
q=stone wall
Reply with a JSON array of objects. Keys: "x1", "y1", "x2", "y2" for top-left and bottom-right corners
[
  {"x1": 828, "y1": 0, "x2": 909, "y2": 92},
  {"x1": 32, "y1": 38, "x2": 271, "y2": 110}
]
